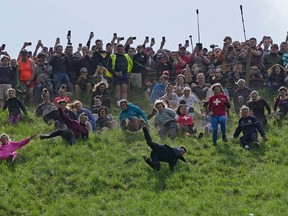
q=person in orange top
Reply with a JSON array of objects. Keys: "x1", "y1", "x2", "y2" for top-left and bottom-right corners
[{"x1": 17, "y1": 49, "x2": 36, "y2": 106}]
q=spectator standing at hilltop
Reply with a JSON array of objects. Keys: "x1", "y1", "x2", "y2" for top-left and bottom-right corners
[
  {"x1": 34, "y1": 54, "x2": 53, "y2": 103},
  {"x1": 93, "y1": 39, "x2": 110, "y2": 67},
  {"x1": 107, "y1": 44, "x2": 133, "y2": 104},
  {"x1": 0, "y1": 55, "x2": 15, "y2": 109},
  {"x1": 249, "y1": 37, "x2": 263, "y2": 73},
  {"x1": 17, "y1": 49, "x2": 36, "y2": 106},
  {"x1": 49, "y1": 44, "x2": 72, "y2": 96},
  {"x1": 175, "y1": 46, "x2": 190, "y2": 76},
  {"x1": 263, "y1": 44, "x2": 282, "y2": 76}
]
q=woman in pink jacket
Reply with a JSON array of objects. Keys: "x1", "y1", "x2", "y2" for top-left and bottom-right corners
[{"x1": 0, "y1": 133, "x2": 36, "y2": 161}]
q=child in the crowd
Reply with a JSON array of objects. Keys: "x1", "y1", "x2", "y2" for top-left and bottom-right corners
[
  {"x1": 0, "y1": 133, "x2": 36, "y2": 161},
  {"x1": 176, "y1": 104, "x2": 203, "y2": 139},
  {"x1": 2, "y1": 88, "x2": 27, "y2": 124},
  {"x1": 96, "y1": 106, "x2": 116, "y2": 131},
  {"x1": 233, "y1": 105, "x2": 267, "y2": 150},
  {"x1": 53, "y1": 84, "x2": 71, "y2": 106}
]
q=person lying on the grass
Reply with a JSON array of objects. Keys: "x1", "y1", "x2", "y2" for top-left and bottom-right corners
[
  {"x1": 119, "y1": 99, "x2": 148, "y2": 132},
  {"x1": 142, "y1": 126, "x2": 187, "y2": 171},
  {"x1": 233, "y1": 105, "x2": 267, "y2": 150},
  {"x1": 40, "y1": 105, "x2": 89, "y2": 145},
  {"x1": 43, "y1": 100, "x2": 76, "y2": 129},
  {"x1": 0, "y1": 133, "x2": 36, "y2": 162}
]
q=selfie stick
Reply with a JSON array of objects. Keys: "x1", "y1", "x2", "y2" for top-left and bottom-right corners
[
  {"x1": 240, "y1": 5, "x2": 247, "y2": 41},
  {"x1": 196, "y1": 9, "x2": 201, "y2": 43}
]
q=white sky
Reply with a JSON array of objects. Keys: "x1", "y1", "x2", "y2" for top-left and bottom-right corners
[{"x1": 1, "y1": 0, "x2": 288, "y2": 58}]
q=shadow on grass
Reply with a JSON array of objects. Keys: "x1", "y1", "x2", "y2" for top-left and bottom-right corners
[{"x1": 146, "y1": 166, "x2": 173, "y2": 192}]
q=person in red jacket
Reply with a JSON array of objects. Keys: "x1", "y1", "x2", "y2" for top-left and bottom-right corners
[
  {"x1": 207, "y1": 83, "x2": 231, "y2": 145},
  {"x1": 40, "y1": 100, "x2": 89, "y2": 145}
]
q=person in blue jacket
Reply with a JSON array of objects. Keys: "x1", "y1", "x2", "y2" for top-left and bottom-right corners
[
  {"x1": 119, "y1": 99, "x2": 148, "y2": 132},
  {"x1": 149, "y1": 75, "x2": 169, "y2": 105},
  {"x1": 233, "y1": 105, "x2": 267, "y2": 150}
]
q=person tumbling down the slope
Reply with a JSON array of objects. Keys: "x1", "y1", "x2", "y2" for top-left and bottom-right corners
[
  {"x1": 233, "y1": 105, "x2": 267, "y2": 150},
  {"x1": 142, "y1": 126, "x2": 187, "y2": 171},
  {"x1": 40, "y1": 104, "x2": 89, "y2": 145},
  {"x1": 119, "y1": 99, "x2": 148, "y2": 132},
  {"x1": 0, "y1": 133, "x2": 36, "y2": 162}
]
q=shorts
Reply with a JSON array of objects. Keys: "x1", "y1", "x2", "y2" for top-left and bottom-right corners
[{"x1": 113, "y1": 77, "x2": 129, "y2": 86}]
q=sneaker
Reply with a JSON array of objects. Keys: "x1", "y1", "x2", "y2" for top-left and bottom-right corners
[
  {"x1": 40, "y1": 135, "x2": 47, "y2": 140},
  {"x1": 244, "y1": 145, "x2": 250, "y2": 150},
  {"x1": 253, "y1": 142, "x2": 260, "y2": 148},
  {"x1": 222, "y1": 135, "x2": 228, "y2": 142},
  {"x1": 197, "y1": 132, "x2": 204, "y2": 140}
]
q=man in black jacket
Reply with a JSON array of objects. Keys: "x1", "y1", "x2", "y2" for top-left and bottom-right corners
[{"x1": 142, "y1": 126, "x2": 187, "y2": 171}]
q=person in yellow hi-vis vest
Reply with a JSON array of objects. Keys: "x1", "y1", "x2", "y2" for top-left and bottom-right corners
[{"x1": 107, "y1": 44, "x2": 133, "y2": 105}]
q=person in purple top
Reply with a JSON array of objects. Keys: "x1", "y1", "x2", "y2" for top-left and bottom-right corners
[{"x1": 40, "y1": 100, "x2": 89, "y2": 145}]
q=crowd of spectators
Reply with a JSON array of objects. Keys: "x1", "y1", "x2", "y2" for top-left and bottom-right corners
[{"x1": 1, "y1": 31, "x2": 288, "y2": 149}]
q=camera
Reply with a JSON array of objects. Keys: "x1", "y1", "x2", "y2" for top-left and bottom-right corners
[
  {"x1": 132, "y1": 37, "x2": 136, "y2": 40},
  {"x1": 118, "y1": 37, "x2": 124, "y2": 41},
  {"x1": 67, "y1": 30, "x2": 71, "y2": 37},
  {"x1": 162, "y1": 36, "x2": 166, "y2": 42},
  {"x1": 113, "y1": 33, "x2": 117, "y2": 38},
  {"x1": 210, "y1": 44, "x2": 218, "y2": 49},
  {"x1": 151, "y1": 38, "x2": 155, "y2": 44},
  {"x1": 79, "y1": 43, "x2": 82, "y2": 48},
  {"x1": 26, "y1": 42, "x2": 32, "y2": 46},
  {"x1": 1, "y1": 44, "x2": 6, "y2": 50}
]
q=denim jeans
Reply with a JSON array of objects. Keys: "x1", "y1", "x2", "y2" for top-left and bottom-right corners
[
  {"x1": 53, "y1": 72, "x2": 72, "y2": 95},
  {"x1": 210, "y1": 115, "x2": 227, "y2": 144}
]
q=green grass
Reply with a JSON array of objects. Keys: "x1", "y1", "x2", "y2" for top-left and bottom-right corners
[{"x1": 0, "y1": 88, "x2": 288, "y2": 216}]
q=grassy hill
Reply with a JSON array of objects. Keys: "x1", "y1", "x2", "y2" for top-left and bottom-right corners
[{"x1": 0, "y1": 88, "x2": 288, "y2": 216}]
